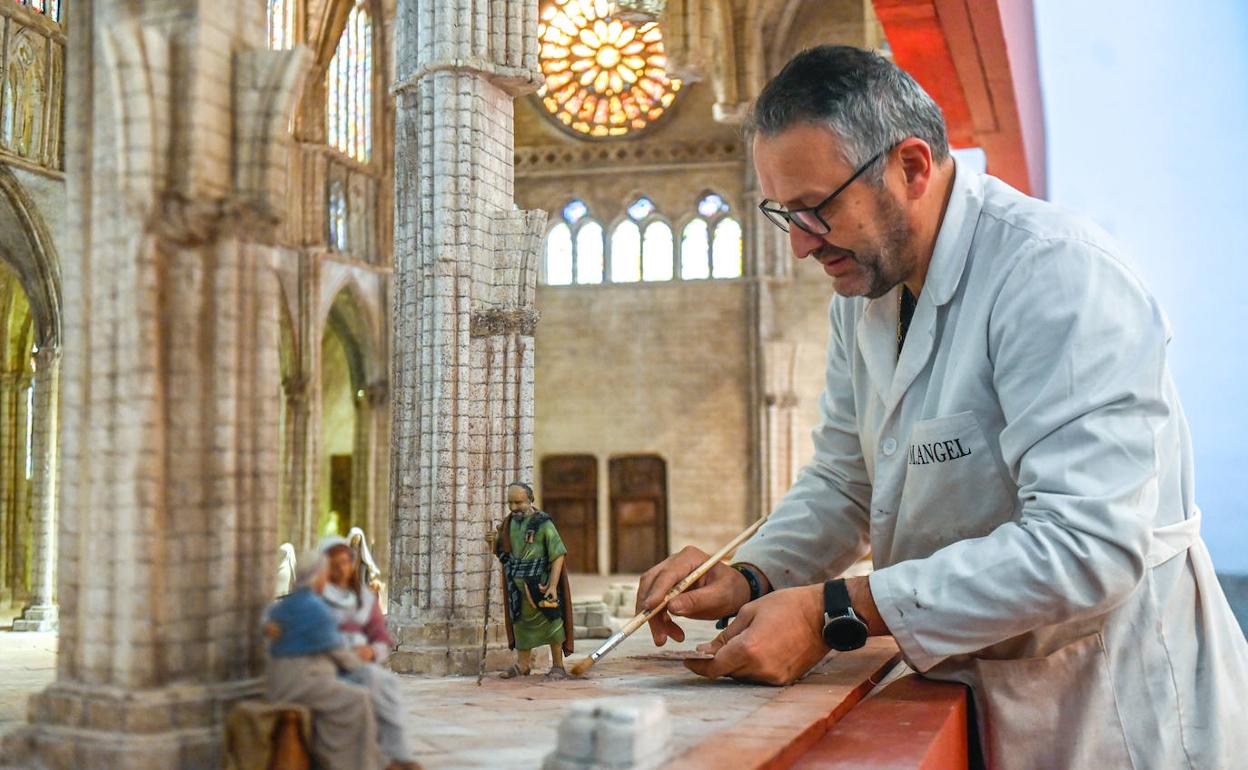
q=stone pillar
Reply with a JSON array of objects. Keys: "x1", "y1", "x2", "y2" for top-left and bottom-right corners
[
  {"x1": 3, "y1": 0, "x2": 309, "y2": 766},
  {"x1": 13, "y1": 347, "x2": 59, "y2": 631},
  {"x1": 362, "y1": 379, "x2": 389, "y2": 571},
  {"x1": 0, "y1": 371, "x2": 20, "y2": 607},
  {"x1": 278, "y1": 373, "x2": 313, "y2": 549},
  {"x1": 388, "y1": 0, "x2": 546, "y2": 675}
]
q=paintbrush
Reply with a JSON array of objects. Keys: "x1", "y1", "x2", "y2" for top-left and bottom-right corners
[{"x1": 569, "y1": 513, "x2": 770, "y2": 677}]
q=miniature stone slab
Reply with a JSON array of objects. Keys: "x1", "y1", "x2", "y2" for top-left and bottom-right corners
[{"x1": 545, "y1": 696, "x2": 671, "y2": 770}]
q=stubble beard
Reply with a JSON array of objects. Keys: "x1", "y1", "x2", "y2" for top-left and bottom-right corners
[{"x1": 848, "y1": 188, "x2": 917, "y2": 300}]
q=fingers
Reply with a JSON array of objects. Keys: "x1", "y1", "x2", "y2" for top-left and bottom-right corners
[
  {"x1": 684, "y1": 630, "x2": 755, "y2": 680},
  {"x1": 667, "y1": 584, "x2": 731, "y2": 619},
  {"x1": 646, "y1": 609, "x2": 686, "y2": 646},
  {"x1": 638, "y1": 547, "x2": 711, "y2": 645},
  {"x1": 637, "y1": 547, "x2": 710, "y2": 613}
]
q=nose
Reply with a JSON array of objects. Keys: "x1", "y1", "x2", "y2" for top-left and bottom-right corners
[{"x1": 789, "y1": 227, "x2": 825, "y2": 259}]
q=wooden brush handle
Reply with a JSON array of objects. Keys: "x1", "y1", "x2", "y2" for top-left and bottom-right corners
[{"x1": 617, "y1": 514, "x2": 769, "y2": 637}]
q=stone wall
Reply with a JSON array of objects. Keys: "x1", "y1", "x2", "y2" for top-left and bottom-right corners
[{"x1": 534, "y1": 279, "x2": 753, "y2": 569}]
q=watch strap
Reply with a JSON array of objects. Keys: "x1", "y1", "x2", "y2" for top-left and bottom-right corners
[
  {"x1": 733, "y1": 564, "x2": 763, "y2": 603},
  {"x1": 824, "y1": 578, "x2": 852, "y2": 617}
]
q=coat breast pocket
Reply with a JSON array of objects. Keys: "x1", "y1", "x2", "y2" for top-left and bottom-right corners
[{"x1": 897, "y1": 410, "x2": 1016, "y2": 554}]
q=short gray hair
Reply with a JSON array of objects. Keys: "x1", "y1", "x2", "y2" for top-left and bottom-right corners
[{"x1": 745, "y1": 46, "x2": 950, "y2": 183}]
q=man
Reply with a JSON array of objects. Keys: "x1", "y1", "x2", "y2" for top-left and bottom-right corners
[
  {"x1": 637, "y1": 45, "x2": 1248, "y2": 769},
  {"x1": 320, "y1": 536, "x2": 421, "y2": 770},
  {"x1": 490, "y1": 482, "x2": 575, "y2": 679},
  {"x1": 264, "y1": 550, "x2": 383, "y2": 770}
]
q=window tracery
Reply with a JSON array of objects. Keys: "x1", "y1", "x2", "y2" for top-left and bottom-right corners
[
  {"x1": 327, "y1": 4, "x2": 373, "y2": 163},
  {"x1": 542, "y1": 194, "x2": 742, "y2": 285},
  {"x1": 681, "y1": 192, "x2": 742, "y2": 280},
  {"x1": 537, "y1": 0, "x2": 681, "y2": 139},
  {"x1": 544, "y1": 199, "x2": 606, "y2": 285}
]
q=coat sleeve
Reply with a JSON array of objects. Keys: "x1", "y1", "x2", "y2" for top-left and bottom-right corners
[
  {"x1": 733, "y1": 299, "x2": 874, "y2": 589},
  {"x1": 363, "y1": 590, "x2": 393, "y2": 663},
  {"x1": 870, "y1": 237, "x2": 1164, "y2": 671}
]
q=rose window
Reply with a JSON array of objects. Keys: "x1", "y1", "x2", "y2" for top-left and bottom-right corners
[{"x1": 537, "y1": 0, "x2": 682, "y2": 138}]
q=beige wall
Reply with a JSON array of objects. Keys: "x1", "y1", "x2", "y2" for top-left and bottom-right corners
[{"x1": 533, "y1": 279, "x2": 752, "y2": 572}]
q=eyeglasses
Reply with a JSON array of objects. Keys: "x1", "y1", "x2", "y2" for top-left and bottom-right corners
[{"x1": 758, "y1": 150, "x2": 885, "y2": 235}]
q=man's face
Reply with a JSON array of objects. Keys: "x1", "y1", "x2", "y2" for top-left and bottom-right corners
[
  {"x1": 753, "y1": 123, "x2": 916, "y2": 299},
  {"x1": 507, "y1": 487, "x2": 533, "y2": 517},
  {"x1": 328, "y1": 546, "x2": 354, "y2": 586}
]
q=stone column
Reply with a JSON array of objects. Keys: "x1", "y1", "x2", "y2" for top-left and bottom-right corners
[
  {"x1": 0, "y1": 371, "x2": 19, "y2": 607},
  {"x1": 278, "y1": 373, "x2": 312, "y2": 549},
  {"x1": 387, "y1": 0, "x2": 546, "y2": 675},
  {"x1": 3, "y1": 0, "x2": 309, "y2": 766},
  {"x1": 13, "y1": 346, "x2": 59, "y2": 631},
  {"x1": 362, "y1": 379, "x2": 389, "y2": 571}
]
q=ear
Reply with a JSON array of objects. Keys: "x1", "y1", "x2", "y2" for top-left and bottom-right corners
[{"x1": 894, "y1": 138, "x2": 935, "y2": 201}]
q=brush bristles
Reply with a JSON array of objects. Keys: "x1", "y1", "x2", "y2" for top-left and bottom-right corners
[{"x1": 569, "y1": 657, "x2": 595, "y2": 677}]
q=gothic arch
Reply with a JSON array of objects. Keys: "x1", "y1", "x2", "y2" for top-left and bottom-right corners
[{"x1": 0, "y1": 167, "x2": 60, "y2": 351}]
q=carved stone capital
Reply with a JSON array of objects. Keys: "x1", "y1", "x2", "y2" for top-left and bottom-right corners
[{"x1": 469, "y1": 306, "x2": 541, "y2": 338}]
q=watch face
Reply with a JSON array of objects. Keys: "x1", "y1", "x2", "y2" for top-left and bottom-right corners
[{"x1": 822, "y1": 614, "x2": 869, "y2": 652}]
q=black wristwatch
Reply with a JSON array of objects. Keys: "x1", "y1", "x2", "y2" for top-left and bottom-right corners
[
  {"x1": 715, "y1": 564, "x2": 767, "y2": 630},
  {"x1": 821, "y1": 579, "x2": 868, "y2": 651}
]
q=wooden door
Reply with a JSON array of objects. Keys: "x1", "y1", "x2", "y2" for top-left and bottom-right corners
[
  {"x1": 330, "y1": 454, "x2": 353, "y2": 535},
  {"x1": 609, "y1": 455, "x2": 668, "y2": 574},
  {"x1": 541, "y1": 455, "x2": 598, "y2": 574}
]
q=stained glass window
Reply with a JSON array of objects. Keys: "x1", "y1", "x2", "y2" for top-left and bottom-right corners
[
  {"x1": 681, "y1": 192, "x2": 742, "y2": 280},
  {"x1": 268, "y1": 0, "x2": 296, "y2": 50},
  {"x1": 563, "y1": 199, "x2": 589, "y2": 224},
  {"x1": 14, "y1": 0, "x2": 60, "y2": 22},
  {"x1": 537, "y1": 0, "x2": 681, "y2": 138},
  {"x1": 327, "y1": 5, "x2": 373, "y2": 163},
  {"x1": 627, "y1": 197, "x2": 655, "y2": 220}
]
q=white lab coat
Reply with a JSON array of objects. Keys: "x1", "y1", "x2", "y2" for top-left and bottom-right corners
[{"x1": 734, "y1": 160, "x2": 1248, "y2": 769}]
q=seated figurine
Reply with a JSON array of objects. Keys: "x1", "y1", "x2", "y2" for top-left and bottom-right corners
[{"x1": 263, "y1": 550, "x2": 384, "y2": 770}]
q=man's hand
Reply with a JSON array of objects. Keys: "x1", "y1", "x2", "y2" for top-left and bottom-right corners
[
  {"x1": 263, "y1": 621, "x2": 282, "y2": 640},
  {"x1": 355, "y1": 645, "x2": 376, "y2": 662},
  {"x1": 684, "y1": 584, "x2": 830, "y2": 685},
  {"x1": 636, "y1": 546, "x2": 753, "y2": 645},
  {"x1": 540, "y1": 583, "x2": 557, "y2": 602}
]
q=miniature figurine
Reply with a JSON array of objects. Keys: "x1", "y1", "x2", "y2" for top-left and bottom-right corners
[{"x1": 489, "y1": 481, "x2": 575, "y2": 679}]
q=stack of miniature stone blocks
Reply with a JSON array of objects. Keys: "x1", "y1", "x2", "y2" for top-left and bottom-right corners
[
  {"x1": 601, "y1": 583, "x2": 639, "y2": 619},
  {"x1": 543, "y1": 697, "x2": 671, "y2": 770},
  {"x1": 572, "y1": 600, "x2": 615, "y2": 639}
]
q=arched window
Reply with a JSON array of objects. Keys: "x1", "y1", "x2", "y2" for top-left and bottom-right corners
[
  {"x1": 681, "y1": 193, "x2": 742, "y2": 280},
  {"x1": 611, "y1": 197, "x2": 672, "y2": 283},
  {"x1": 544, "y1": 199, "x2": 605, "y2": 285},
  {"x1": 268, "y1": 0, "x2": 297, "y2": 50},
  {"x1": 326, "y1": 5, "x2": 373, "y2": 163}
]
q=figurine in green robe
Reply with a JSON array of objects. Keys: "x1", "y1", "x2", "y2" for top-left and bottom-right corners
[{"x1": 489, "y1": 482, "x2": 575, "y2": 679}]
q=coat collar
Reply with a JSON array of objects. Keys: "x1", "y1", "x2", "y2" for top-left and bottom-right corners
[{"x1": 856, "y1": 159, "x2": 985, "y2": 406}]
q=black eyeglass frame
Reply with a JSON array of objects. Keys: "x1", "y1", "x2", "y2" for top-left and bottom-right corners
[{"x1": 757, "y1": 150, "x2": 885, "y2": 235}]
